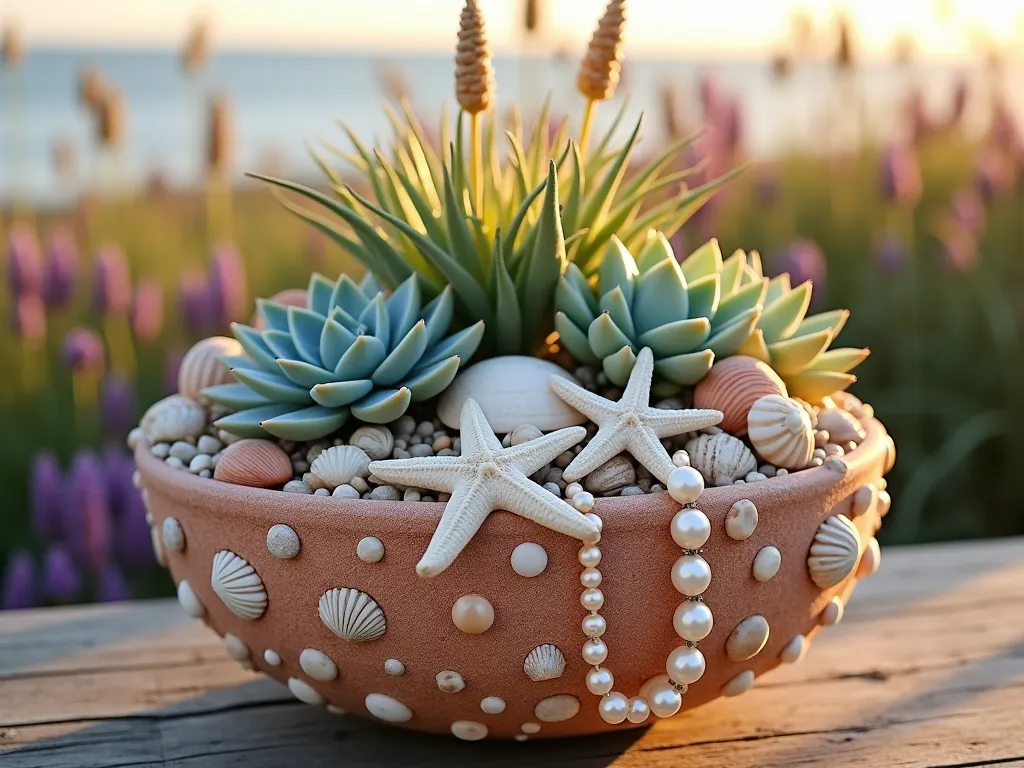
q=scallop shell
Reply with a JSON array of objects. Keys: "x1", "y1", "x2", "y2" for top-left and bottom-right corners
[
  {"x1": 747, "y1": 394, "x2": 815, "y2": 469},
  {"x1": 213, "y1": 439, "x2": 292, "y2": 488},
  {"x1": 524, "y1": 643, "x2": 566, "y2": 682},
  {"x1": 178, "y1": 336, "x2": 242, "y2": 402},
  {"x1": 807, "y1": 514, "x2": 862, "y2": 588},
  {"x1": 437, "y1": 356, "x2": 587, "y2": 432},
  {"x1": 210, "y1": 550, "x2": 268, "y2": 620},
  {"x1": 140, "y1": 395, "x2": 206, "y2": 444},
  {"x1": 318, "y1": 587, "x2": 386, "y2": 643},
  {"x1": 685, "y1": 433, "x2": 757, "y2": 487},
  {"x1": 693, "y1": 356, "x2": 788, "y2": 436},
  {"x1": 816, "y1": 408, "x2": 866, "y2": 445},
  {"x1": 583, "y1": 455, "x2": 636, "y2": 493},
  {"x1": 310, "y1": 445, "x2": 371, "y2": 490},
  {"x1": 349, "y1": 426, "x2": 394, "y2": 461}
]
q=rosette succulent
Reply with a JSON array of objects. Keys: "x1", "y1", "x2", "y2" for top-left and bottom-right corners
[{"x1": 205, "y1": 272, "x2": 484, "y2": 440}]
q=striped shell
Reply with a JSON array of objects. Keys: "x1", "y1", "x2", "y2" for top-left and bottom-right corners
[
  {"x1": 211, "y1": 550, "x2": 268, "y2": 620},
  {"x1": 685, "y1": 433, "x2": 757, "y2": 487},
  {"x1": 140, "y1": 395, "x2": 206, "y2": 444},
  {"x1": 693, "y1": 356, "x2": 788, "y2": 436},
  {"x1": 318, "y1": 587, "x2": 387, "y2": 643},
  {"x1": 807, "y1": 515, "x2": 862, "y2": 588},
  {"x1": 524, "y1": 643, "x2": 566, "y2": 681},
  {"x1": 178, "y1": 336, "x2": 242, "y2": 402},
  {"x1": 213, "y1": 439, "x2": 292, "y2": 488},
  {"x1": 816, "y1": 408, "x2": 866, "y2": 444},
  {"x1": 310, "y1": 446, "x2": 371, "y2": 490},
  {"x1": 747, "y1": 394, "x2": 815, "y2": 469}
]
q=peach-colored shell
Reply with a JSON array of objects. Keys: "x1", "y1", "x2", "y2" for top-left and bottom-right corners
[
  {"x1": 212, "y1": 439, "x2": 292, "y2": 488},
  {"x1": 693, "y1": 356, "x2": 787, "y2": 436},
  {"x1": 136, "y1": 417, "x2": 890, "y2": 739}
]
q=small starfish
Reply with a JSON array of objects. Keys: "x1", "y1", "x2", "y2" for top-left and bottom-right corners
[
  {"x1": 368, "y1": 398, "x2": 598, "y2": 578},
  {"x1": 551, "y1": 347, "x2": 723, "y2": 484}
]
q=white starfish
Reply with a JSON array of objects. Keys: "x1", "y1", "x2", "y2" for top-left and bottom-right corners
[
  {"x1": 368, "y1": 398, "x2": 598, "y2": 578},
  {"x1": 551, "y1": 347, "x2": 723, "y2": 484}
]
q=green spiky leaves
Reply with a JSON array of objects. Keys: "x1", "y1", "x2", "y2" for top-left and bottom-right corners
[{"x1": 205, "y1": 273, "x2": 484, "y2": 441}]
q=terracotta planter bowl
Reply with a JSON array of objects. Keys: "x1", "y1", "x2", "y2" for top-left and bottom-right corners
[{"x1": 135, "y1": 417, "x2": 893, "y2": 740}]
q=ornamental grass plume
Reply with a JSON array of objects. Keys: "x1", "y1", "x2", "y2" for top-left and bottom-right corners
[
  {"x1": 576, "y1": 0, "x2": 626, "y2": 151},
  {"x1": 1, "y1": 551, "x2": 36, "y2": 610},
  {"x1": 77, "y1": 65, "x2": 107, "y2": 112},
  {"x1": 130, "y1": 279, "x2": 165, "y2": 341},
  {"x1": 1, "y1": 23, "x2": 24, "y2": 70},
  {"x1": 205, "y1": 94, "x2": 233, "y2": 181},
  {"x1": 181, "y1": 19, "x2": 210, "y2": 75},
  {"x1": 42, "y1": 545, "x2": 80, "y2": 603},
  {"x1": 31, "y1": 452, "x2": 65, "y2": 543},
  {"x1": 6, "y1": 225, "x2": 42, "y2": 298},
  {"x1": 455, "y1": 0, "x2": 494, "y2": 212},
  {"x1": 96, "y1": 90, "x2": 126, "y2": 149},
  {"x1": 42, "y1": 228, "x2": 79, "y2": 307}
]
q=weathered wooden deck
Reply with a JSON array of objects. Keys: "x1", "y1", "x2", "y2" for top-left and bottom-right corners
[{"x1": 1, "y1": 537, "x2": 1022, "y2": 767}]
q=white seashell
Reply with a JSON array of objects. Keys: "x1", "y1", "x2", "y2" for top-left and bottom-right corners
[
  {"x1": 725, "y1": 499, "x2": 758, "y2": 540},
  {"x1": 318, "y1": 587, "x2": 386, "y2": 642},
  {"x1": 365, "y1": 693, "x2": 413, "y2": 723},
  {"x1": 685, "y1": 433, "x2": 756, "y2": 487},
  {"x1": 141, "y1": 395, "x2": 206, "y2": 444},
  {"x1": 436, "y1": 670, "x2": 466, "y2": 693},
  {"x1": 524, "y1": 643, "x2": 566, "y2": 681},
  {"x1": 211, "y1": 550, "x2": 268, "y2": 620},
  {"x1": 808, "y1": 514, "x2": 862, "y2": 588},
  {"x1": 310, "y1": 445, "x2": 371, "y2": 490},
  {"x1": 816, "y1": 408, "x2": 865, "y2": 445},
  {"x1": 584, "y1": 455, "x2": 636, "y2": 493},
  {"x1": 177, "y1": 579, "x2": 204, "y2": 618},
  {"x1": 480, "y1": 696, "x2": 506, "y2": 715},
  {"x1": 162, "y1": 517, "x2": 185, "y2": 552},
  {"x1": 747, "y1": 395, "x2": 815, "y2": 470},
  {"x1": 178, "y1": 336, "x2": 242, "y2": 402},
  {"x1": 752, "y1": 545, "x2": 781, "y2": 581},
  {"x1": 534, "y1": 694, "x2": 580, "y2": 723},
  {"x1": 349, "y1": 426, "x2": 394, "y2": 461},
  {"x1": 264, "y1": 649, "x2": 282, "y2": 666},
  {"x1": 437, "y1": 356, "x2": 587, "y2": 432}
]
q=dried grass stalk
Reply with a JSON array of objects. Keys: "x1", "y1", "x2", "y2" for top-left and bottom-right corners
[
  {"x1": 2, "y1": 24, "x2": 24, "y2": 69},
  {"x1": 97, "y1": 91, "x2": 125, "y2": 149},
  {"x1": 577, "y1": 0, "x2": 626, "y2": 102},
  {"x1": 206, "y1": 95, "x2": 233, "y2": 179},
  {"x1": 455, "y1": 0, "x2": 494, "y2": 114}
]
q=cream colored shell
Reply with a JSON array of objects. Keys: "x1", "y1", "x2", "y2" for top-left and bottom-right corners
[
  {"x1": 318, "y1": 587, "x2": 387, "y2": 642},
  {"x1": 140, "y1": 395, "x2": 206, "y2": 444},
  {"x1": 747, "y1": 394, "x2": 815, "y2": 469},
  {"x1": 178, "y1": 336, "x2": 242, "y2": 402},
  {"x1": 808, "y1": 514, "x2": 862, "y2": 588},
  {"x1": 310, "y1": 445, "x2": 371, "y2": 490},
  {"x1": 685, "y1": 433, "x2": 757, "y2": 487},
  {"x1": 816, "y1": 407, "x2": 866, "y2": 444},
  {"x1": 210, "y1": 550, "x2": 268, "y2": 620},
  {"x1": 524, "y1": 643, "x2": 566, "y2": 682},
  {"x1": 693, "y1": 355, "x2": 787, "y2": 436}
]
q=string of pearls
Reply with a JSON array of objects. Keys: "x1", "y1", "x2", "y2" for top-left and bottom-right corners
[{"x1": 568, "y1": 460, "x2": 712, "y2": 725}]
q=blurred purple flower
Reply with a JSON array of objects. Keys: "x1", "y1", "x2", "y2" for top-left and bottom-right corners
[
  {"x1": 164, "y1": 348, "x2": 185, "y2": 395},
  {"x1": 950, "y1": 187, "x2": 986, "y2": 235},
  {"x1": 975, "y1": 148, "x2": 1013, "y2": 201},
  {"x1": 879, "y1": 142, "x2": 922, "y2": 206},
  {"x1": 948, "y1": 76, "x2": 969, "y2": 128},
  {"x1": 64, "y1": 451, "x2": 112, "y2": 575},
  {"x1": 698, "y1": 73, "x2": 720, "y2": 116},
  {"x1": 42, "y1": 228, "x2": 79, "y2": 307},
  {"x1": 940, "y1": 224, "x2": 978, "y2": 272},
  {"x1": 6, "y1": 225, "x2": 42, "y2": 298},
  {"x1": 62, "y1": 327, "x2": 105, "y2": 373},
  {"x1": 668, "y1": 229, "x2": 688, "y2": 263},
  {"x1": 1, "y1": 550, "x2": 37, "y2": 610},
  {"x1": 10, "y1": 294, "x2": 47, "y2": 342},
  {"x1": 717, "y1": 99, "x2": 744, "y2": 157},
  {"x1": 95, "y1": 565, "x2": 130, "y2": 602},
  {"x1": 31, "y1": 452, "x2": 65, "y2": 543},
  {"x1": 208, "y1": 242, "x2": 248, "y2": 326},
  {"x1": 755, "y1": 164, "x2": 780, "y2": 206},
  {"x1": 989, "y1": 99, "x2": 1019, "y2": 150},
  {"x1": 875, "y1": 233, "x2": 907, "y2": 276},
  {"x1": 43, "y1": 545, "x2": 80, "y2": 603},
  {"x1": 179, "y1": 268, "x2": 213, "y2": 334},
  {"x1": 100, "y1": 374, "x2": 135, "y2": 437},
  {"x1": 130, "y1": 279, "x2": 164, "y2": 341},
  {"x1": 905, "y1": 88, "x2": 933, "y2": 144},
  {"x1": 114, "y1": 484, "x2": 155, "y2": 570},
  {"x1": 91, "y1": 242, "x2": 132, "y2": 314},
  {"x1": 776, "y1": 239, "x2": 827, "y2": 304}
]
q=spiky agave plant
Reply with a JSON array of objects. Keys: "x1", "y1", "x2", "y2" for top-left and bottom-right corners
[{"x1": 204, "y1": 272, "x2": 484, "y2": 440}]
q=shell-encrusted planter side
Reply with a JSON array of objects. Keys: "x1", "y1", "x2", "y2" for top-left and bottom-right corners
[{"x1": 135, "y1": 417, "x2": 892, "y2": 739}]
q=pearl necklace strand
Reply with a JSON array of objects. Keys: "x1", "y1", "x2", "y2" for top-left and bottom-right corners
[{"x1": 571, "y1": 464, "x2": 712, "y2": 725}]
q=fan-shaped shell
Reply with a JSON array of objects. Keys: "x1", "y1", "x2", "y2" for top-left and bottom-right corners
[
  {"x1": 178, "y1": 336, "x2": 242, "y2": 402},
  {"x1": 693, "y1": 356, "x2": 788, "y2": 436},
  {"x1": 816, "y1": 408, "x2": 866, "y2": 445},
  {"x1": 213, "y1": 439, "x2": 292, "y2": 488},
  {"x1": 685, "y1": 433, "x2": 756, "y2": 487},
  {"x1": 211, "y1": 550, "x2": 268, "y2": 620},
  {"x1": 807, "y1": 514, "x2": 862, "y2": 588},
  {"x1": 524, "y1": 643, "x2": 566, "y2": 681},
  {"x1": 318, "y1": 587, "x2": 386, "y2": 642},
  {"x1": 747, "y1": 394, "x2": 815, "y2": 469},
  {"x1": 141, "y1": 395, "x2": 206, "y2": 444},
  {"x1": 310, "y1": 446, "x2": 371, "y2": 490}
]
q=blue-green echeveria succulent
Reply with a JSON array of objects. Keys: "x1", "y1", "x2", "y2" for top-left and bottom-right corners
[{"x1": 204, "y1": 272, "x2": 484, "y2": 441}]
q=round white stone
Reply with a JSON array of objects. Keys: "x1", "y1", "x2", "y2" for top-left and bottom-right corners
[
  {"x1": 356, "y1": 536, "x2": 385, "y2": 563},
  {"x1": 162, "y1": 517, "x2": 185, "y2": 552},
  {"x1": 514, "y1": 734, "x2": 529, "y2": 742},
  {"x1": 299, "y1": 648, "x2": 338, "y2": 682},
  {"x1": 451, "y1": 720, "x2": 488, "y2": 741},
  {"x1": 520, "y1": 722, "x2": 541, "y2": 734},
  {"x1": 821, "y1": 596, "x2": 845, "y2": 626},
  {"x1": 671, "y1": 554, "x2": 712, "y2": 596},
  {"x1": 780, "y1": 634, "x2": 807, "y2": 664},
  {"x1": 365, "y1": 693, "x2": 413, "y2": 723},
  {"x1": 666, "y1": 645, "x2": 706, "y2": 685},
  {"x1": 667, "y1": 466, "x2": 705, "y2": 505},
  {"x1": 673, "y1": 600, "x2": 714, "y2": 642},
  {"x1": 263, "y1": 649, "x2": 282, "y2": 666},
  {"x1": 535, "y1": 694, "x2": 580, "y2": 723},
  {"x1": 752, "y1": 546, "x2": 782, "y2": 582},
  {"x1": 480, "y1": 696, "x2": 506, "y2": 715},
  {"x1": 222, "y1": 633, "x2": 249, "y2": 662},
  {"x1": 266, "y1": 524, "x2": 300, "y2": 559},
  {"x1": 722, "y1": 669, "x2": 755, "y2": 697},
  {"x1": 326, "y1": 705, "x2": 346, "y2": 715},
  {"x1": 176, "y1": 580, "x2": 204, "y2": 618},
  {"x1": 510, "y1": 542, "x2": 548, "y2": 577},
  {"x1": 384, "y1": 658, "x2": 406, "y2": 676},
  {"x1": 671, "y1": 508, "x2": 711, "y2": 550},
  {"x1": 288, "y1": 677, "x2": 325, "y2": 705}
]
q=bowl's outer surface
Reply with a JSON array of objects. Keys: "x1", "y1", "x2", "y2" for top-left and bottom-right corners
[{"x1": 136, "y1": 418, "x2": 891, "y2": 739}]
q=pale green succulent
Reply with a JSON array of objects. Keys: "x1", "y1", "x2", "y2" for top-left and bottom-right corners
[
  {"x1": 204, "y1": 272, "x2": 484, "y2": 441},
  {"x1": 250, "y1": 100, "x2": 736, "y2": 356}
]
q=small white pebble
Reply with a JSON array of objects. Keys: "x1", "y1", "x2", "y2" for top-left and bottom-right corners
[
  {"x1": 189, "y1": 454, "x2": 213, "y2": 473},
  {"x1": 217, "y1": 429, "x2": 240, "y2": 445},
  {"x1": 127, "y1": 427, "x2": 143, "y2": 451},
  {"x1": 357, "y1": 536, "x2": 385, "y2": 563},
  {"x1": 812, "y1": 448, "x2": 827, "y2": 460},
  {"x1": 169, "y1": 442, "x2": 198, "y2": 462},
  {"x1": 776, "y1": 468, "x2": 789, "y2": 476},
  {"x1": 392, "y1": 414, "x2": 416, "y2": 437},
  {"x1": 620, "y1": 485, "x2": 645, "y2": 496},
  {"x1": 432, "y1": 436, "x2": 452, "y2": 452},
  {"x1": 283, "y1": 480, "x2": 311, "y2": 494},
  {"x1": 349, "y1": 476, "x2": 369, "y2": 493},
  {"x1": 542, "y1": 482, "x2": 561, "y2": 496},
  {"x1": 410, "y1": 444, "x2": 434, "y2": 458},
  {"x1": 332, "y1": 484, "x2": 360, "y2": 499},
  {"x1": 734, "y1": 479, "x2": 746, "y2": 485},
  {"x1": 151, "y1": 443, "x2": 171, "y2": 459},
  {"x1": 825, "y1": 443, "x2": 845, "y2": 456},
  {"x1": 437, "y1": 448, "x2": 458, "y2": 456},
  {"x1": 403, "y1": 488, "x2": 421, "y2": 503},
  {"x1": 811, "y1": 457, "x2": 824, "y2": 466},
  {"x1": 368, "y1": 485, "x2": 401, "y2": 501},
  {"x1": 303, "y1": 472, "x2": 326, "y2": 491},
  {"x1": 650, "y1": 483, "x2": 664, "y2": 493},
  {"x1": 199, "y1": 469, "x2": 212, "y2": 479},
  {"x1": 165, "y1": 456, "x2": 186, "y2": 470},
  {"x1": 745, "y1": 471, "x2": 768, "y2": 482},
  {"x1": 415, "y1": 421, "x2": 434, "y2": 437},
  {"x1": 314, "y1": 488, "x2": 330, "y2": 496},
  {"x1": 197, "y1": 435, "x2": 222, "y2": 454}
]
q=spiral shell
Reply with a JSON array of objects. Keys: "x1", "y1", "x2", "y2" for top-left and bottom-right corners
[
  {"x1": 524, "y1": 643, "x2": 566, "y2": 682},
  {"x1": 178, "y1": 336, "x2": 242, "y2": 402},
  {"x1": 807, "y1": 515, "x2": 862, "y2": 589},
  {"x1": 211, "y1": 550, "x2": 268, "y2": 620},
  {"x1": 310, "y1": 446, "x2": 371, "y2": 490},
  {"x1": 318, "y1": 587, "x2": 387, "y2": 643},
  {"x1": 140, "y1": 395, "x2": 206, "y2": 444},
  {"x1": 747, "y1": 394, "x2": 815, "y2": 469},
  {"x1": 685, "y1": 433, "x2": 757, "y2": 487},
  {"x1": 213, "y1": 439, "x2": 292, "y2": 488},
  {"x1": 693, "y1": 356, "x2": 787, "y2": 436},
  {"x1": 816, "y1": 408, "x2": 866, "y2": 445}
]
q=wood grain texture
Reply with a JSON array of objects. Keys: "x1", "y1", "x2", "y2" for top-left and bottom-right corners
[{"x1": 1, "y1": 537, "x2": 1023, "y2": 767}]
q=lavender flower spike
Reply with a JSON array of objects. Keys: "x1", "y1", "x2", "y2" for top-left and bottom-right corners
[
  {"x1": 62, "y1": 327, "x2": 106, "y2": 374},
  {"x1": 11, "y1": 294, "x2": 47, "y2": 343},
  {"x1": 100, "y1": 374, "x2": 136, "y2": 437},
  {"x1": 130, "y1": 279, "x2": 164, "y2": 341},
  {"x1": 208, "y1": 241, "x2": 249, "y2": 326},
  {"x1": 43, "y1": 545, "x2": 81, "y2": 603},
  {"x1": 42, "y1": 227, "x2": 79, "y2": 307},
  {"x1": 96, "y1": 565, "x2": 131, "y2": 603},
  {"x1": 6, "y1": 224, "x2": 43, "y2": 297},
  {"x1": 31, "y1": 451, "x2": 65, "y2": 543},
  {"x1": 1, "y1": 550, "x2": 37, "y2": 610},
  {"x1": 91, "y1": 242, "x2": 132, "y2": 315},
  {"x1": 65, "y1": 450, "x2": 112, "y2": 575}
]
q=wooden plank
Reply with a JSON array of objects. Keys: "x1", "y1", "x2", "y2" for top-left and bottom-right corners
[{"x1": 0, "y1": 538, "x2": 1022, "y2": 767}]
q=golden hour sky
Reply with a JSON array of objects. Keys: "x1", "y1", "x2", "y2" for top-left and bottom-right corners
[{"x1": 7, "y1": 0, "x2": 1023, "y2": 60}]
